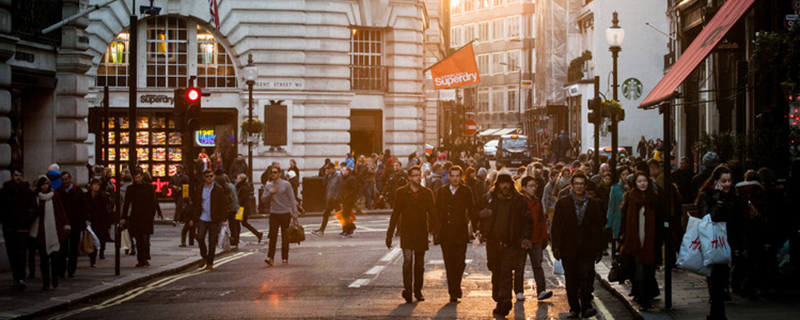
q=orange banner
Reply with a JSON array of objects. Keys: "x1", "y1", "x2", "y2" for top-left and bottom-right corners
[{"x1": 429, "y1": 43, "x2": 481, "y2": 89}]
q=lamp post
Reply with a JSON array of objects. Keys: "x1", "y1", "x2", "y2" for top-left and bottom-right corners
[
  {"x1": 245, "y1": 54, "x2": 258, "y2": 184},
  {"x1": 606, "y1": 11, "x2": 625, "y2": 183}
]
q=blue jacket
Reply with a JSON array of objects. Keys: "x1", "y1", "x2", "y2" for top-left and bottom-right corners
[{"x1": 606, "y1": 180, "x2": 625, "y2": 238}]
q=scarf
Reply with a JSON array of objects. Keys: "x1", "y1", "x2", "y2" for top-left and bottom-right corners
[
  {"x1": 621, "y1": 189, "x2": 657, "y2": 266},
  {"x1": 34, "y1": 192, "x2": 61, "y2": 255},
  {"x1": 571, "y1": 189, "x2": 588, "y2": 225}
]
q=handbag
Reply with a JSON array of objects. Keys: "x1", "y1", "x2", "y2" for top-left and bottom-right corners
[
  {"x1": 86, "y1": 226, "x2": 101, "y2": 250},
  {"x1": 79, "y1": 231, "x2": 96, "y2": 255},
  {"x1": 608, "y1": 254, "x2": 635, "y2": 284},
  {"x1": 677, "y1": 215, "x2": 711, "y2": 275},
  {"x1": 699, "y1": 215, "x2": 732, "y2": 266},
  {"x1": 120, "y1": 228, "x2": 132, "y2": 251},
  {"x1": 235, "y1": 207, "x2": 244, "y2": 221},
  {"x1": 217, "y1": 225, "x2": 231, "y2": 250},
  {"x1": 553, "y1": 259, "x2": 565, "y2": 275},
  {"x1": 284, "y1": 217, "x2": 306, "y2": 244}
]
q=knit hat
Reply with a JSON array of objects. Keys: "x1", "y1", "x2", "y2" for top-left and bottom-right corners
[
  {"x1": 477, "y1": 167, "x2": 488, "y2": 178},
  {"x1": 702, "y1": 151, "x2": 720, "y2": 167},
  {"x1": 496, "y1": 170, "x2": 514, "y2": 185}
]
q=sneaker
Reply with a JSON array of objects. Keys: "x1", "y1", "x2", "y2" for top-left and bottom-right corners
[
  {"x1": 282, "y1": 259, "x2": 288, "y2": 264},
  {"x1": 516, "y1": 292, "x2": 526, "y2": 301},
  {"x1": 581, "y1": 308, "x2": 597, "y2": 318},
  {"x1": 264, "y1": 258, "x2": 274, "y2": 267},
  {"x1": 537, "y1": 290, "x2": 553, "y2": 300},
  {"x1": 311, "y1": 230, "x2": 324, "y2": 237},
  {"x1": 198, "y1": 260, "x2": 207, "y2": 269}
]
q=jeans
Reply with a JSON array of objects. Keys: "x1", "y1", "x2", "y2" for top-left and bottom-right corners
[
  {"x1": 3, "y1": 230, "x2": 28, "y2": 282},
  {"x1": 197, "y1": 221, "x2": 221, "y2": 266},
  {"x1": 318, "y1": 199, "x2": 340, "y2": 232},
  {"x1": 38, "y1": 246, "x2": 59, "y2": 289},
  {"x1": 515, "y1": 242, "x2": 547, "y2": 295},
  {"x1": 268, "y1": 214, "x2": 291, "y2": 260},
  {"x1": 181, "y1": 223, "x2": 196, "y2": 245},
  {"x1": 133, "y1": 233, "x2": 151, "y2": 264},
  {"x1": 562, "y1": 255, "x2": 596, "y2": 313},
  {"x1": 402, "y1": 249, "x2": 426, "y2": 296},
  {"x1": 228, "y1": 215, "x2": 241, "y2": 246},
  {"x1": 441, "y1": 243, "x2": 467, "y2": 298}
]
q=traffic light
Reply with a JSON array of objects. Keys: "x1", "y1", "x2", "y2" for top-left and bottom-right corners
[{"x1": 587, "y1": 112, "x2": 599, "y2": 125}]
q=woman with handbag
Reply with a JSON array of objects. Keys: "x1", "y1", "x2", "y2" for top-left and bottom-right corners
[
  {"x1": 31, "y1": 176, "x2": 70, "y2": 290},
  {"x1": 85, "y1": 178, "x2": 112, "y2": 267},
  {"x1": 619, "y1": 170, "x2": 663, "y2": 311},
  {"x1": 697, "y1": 165, "x2": 743, "y2": 320}
]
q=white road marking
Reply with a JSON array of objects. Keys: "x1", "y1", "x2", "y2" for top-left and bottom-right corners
[
  {"x1": 428, "y1": 259, "x2": 473, "y2": 265},
  {"x1": 594, "y1": 295, "x2": 614, "y2": 320},
  {"x1": 364, "y1": 265, "x2": 384, "y2": 275},
  {"x1": 379, "y1": 248, "x2": 402, "y2": 262},
  {"x1": 348, "y1": 279, "x2": 370, "y2": 288}
]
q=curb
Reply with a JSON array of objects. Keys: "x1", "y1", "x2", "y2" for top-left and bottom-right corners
[
  {"x1": 9, "y1": 249, "x2": 231, "y2": 319},
  {"x1": 595, "y1": 270, "x2": 645, "y2": 320}
]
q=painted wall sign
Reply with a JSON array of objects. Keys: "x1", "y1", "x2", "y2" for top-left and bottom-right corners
[{"x1": 622, "y1": 78, "x2": 643, "y2": 101}]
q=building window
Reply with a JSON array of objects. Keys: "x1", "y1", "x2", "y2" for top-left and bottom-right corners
[
  {"x1": 478, "y1": 22, "x2": 489, "y2": 43},
  {"x1": 196, "y1": 27, "x2": 238, "y2": 88},
  {"x1": 506, "y1": 50, "x2": 521, "y2": 73},
  {"x1": 350, "y1": 27, "x2": 386, "y2": 91},
  {"x1": 465, "y1": 0, "x2": 475, "y2": 12},
  {"x1": 479, "y1": 0, "x2": 490, "y2": 10},
  {"x1": 450, "y1": 26, "x2": 461, "y2": 48},
  {"x1": 492, "y1": 19, "x2": 505, "y2": 42},
  {"x1": 508, "y1": 85, "x2": 518, "y2": 113},
  {"x1": 464, "y1": 24, "x2": 475, "y2": 44},
  {"x1": 507, "y1": 15, "x2": 521, "y2": 39},
  {"x1": 491, "y1": 52, "x2": 504, "y2": 76},
  {"x1": 451, "y1": 0, "x2": 462, "y2": 15},
  {"x1": 493, "y1": 0, "x2": 505, "y2": 6},
  {"x1": 492, "y1": 86, "x2": 505, "y2": 113},
  {"x1": 145, "y1": 16, "x2": 189, "y2": 88},
  {"x1": 97, "y1": 31, "x2": 130, "y2": 87},
  {"x1": 478, "y1": 88, "x2": 490, "y2": 113},
  {"x1": 478, "y1": 54, "x2": 489, "y2": 76}
]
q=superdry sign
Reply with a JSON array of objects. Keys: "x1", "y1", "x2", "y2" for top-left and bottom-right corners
[{"x1": 427, "y1": 42, "x2": 481, "y2": 90}]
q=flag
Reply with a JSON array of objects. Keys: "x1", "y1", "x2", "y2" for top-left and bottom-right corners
[
  {"x1": 427, "y1": 42, "x2": 481, "y2": 89},
  {"x1": 208, "y1": 0, "x2": 220, "y2": 32}
]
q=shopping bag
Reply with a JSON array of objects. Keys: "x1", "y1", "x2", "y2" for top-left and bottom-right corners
[
  {"x1": 79, "y1": 231, "x2": 96, "y2": 255},
  {"x1": 284, "y1": 217, "x2": 306, "y2": 244},
  {"x1": 677, "y1": 215, "x2": 711, "y2": 276},
  {"x1": 333, "y1": 210, "x2": 356, "y2": 226},
  {"x1": 699, "y1": 215, "x2": 732, "y2": 266},
  {"x1": 218, "y1": 225, "x2": 231, "y2": 250},
  {"x1": 553, "y1": 259, "x2": 565, "y2": 275},
  {"x1": 120, "y1": 229, "x2": 132, "y2": 251},
  {"x1": 235, "y1": 207, "x2": 244, "y2": 221},
  {"x1": 86, "y1": 226, "x2": 101, "y2": 250},
  {"x1": 608, "y1": 254, "x2": 635, "y2": 283}
]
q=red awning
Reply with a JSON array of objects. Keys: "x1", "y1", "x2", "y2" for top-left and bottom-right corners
[{"x1": 639, "y1": 0, "x2": 756, "y2": 108}]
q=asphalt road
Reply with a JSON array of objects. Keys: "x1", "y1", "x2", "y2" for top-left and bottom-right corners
[{"x1": 40, "y1": 215, "x2": 635, "y2": 320}]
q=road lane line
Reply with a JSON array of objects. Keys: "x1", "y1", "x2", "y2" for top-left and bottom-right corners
[
  {"x1": 348, "y1": 279, "x2": 370, "y2": 288},
  {"x1": 594, "y1": 295, "x2": 614, "y2": 320},
  {"x1": 379, "y1": 248, "x2": 401, "y2": 262},
  {"x1": 364, "y1": 265, "x2": 384, "y2": 275}
]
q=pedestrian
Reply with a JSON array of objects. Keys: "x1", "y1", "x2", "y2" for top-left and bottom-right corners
[
  {"x1": 229, "y1": 154, "x2": 249, "y2": 180},
  {"x1": 170, "y1": 164, "x2": 191, "y2": 225},
  {"x1": 434, "y1": 165, "x2": 477, "y2": 302},
  {"x1": 85, "y1": 177, "x2": 112, "y2": 267},
  {"x1": 312, "y1": 163, "x2": 342, "y2": 236},
  {"x1": 558, "y1": 130, "x2": 571, "y2": 162},
  {"x1": 517, "y1": 176, "x2": 553, "y2": 301},
  {"x1": 118, "y1": 170, "x2": 136, "y2": 256},
  {"x1": 319, "y1": 158, "x2": 332, "y2": 177},
  {"x1": 340, "y1": 165, "x2": 359, "y2": 237},
  {"x1": 551, "y1": 171, "x2": 606, "y2": 319},
  {"x1": 56, "y1": 171, "x2": 87, "y2": 278},
  {"x1": 637, "y1": 136, "x2": 647, "y2": 159},
  {"x1": 477, "y1": 170, "x2": 532, "y2": 317},
  {"x1": 31, "y1": 176, "x2": 70, "y2": 290},
  {"x1": 262, "y1": 167, "x2": 300, "y2": 266},
  {"x1": 697, "y1": 165, "x2": 742, "y2": 320},
  {"x1": 235, "y1": 174, "x2": 263, "y2": 244},
  {"x1": 735, "y1": 170, "x2": 767, "y2": 299},
  {"x1": 176, "y1": 196, "x2": 196, "y2": 247},
  {"x1": 121, "y1": 168, "x2": 160, "y2": 267},
  {"x1": 217, "y1": 173, "x2": 240, "y2": 250},
  {"x1": 211, "y1": 149, "x2": 224, "y2": 173},
  {"x1": 362, "y1": 156, "x2": 377, "y2": 209},
  {"x1": 141, "y1": 171, "x2": 164, "y2": 220},
  {"x1": 190, "y1": 169, "x2": 229, "y2": 271},
  {"x1": 606, "y1": 165, "x2": 629, "y2": 249},
  {"x1": 0, "y1": 168, "x2": 36, "y2": 290},
  {"x1": 673, "y1": 156, "x2": 694, "y2": 205},
  {"x1": 426, "y1": 162, "x2": 444, "y2": 194},
  {"x1": 386, "y1": 165, "x2": 438, "y2": 303},
  {"x1": 345, "y1": 152, "x2": 355, "y2": 169},
  {"x1": 619, "y1": 171, "x2": 663, "y2": 310},
  {"x1": 287, "y1": 159, "x2": 301, "y2": 200},
  {"x1": 383, "y1": 161, "x2": 407, "y2": 209},
  {"x1": 541, "y1": 169, "x2": 560, "y2": 232}
]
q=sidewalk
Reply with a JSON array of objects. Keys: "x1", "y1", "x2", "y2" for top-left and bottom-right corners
[{"x1": 595, "y1": 254, "x2": 800, "y2": 320}]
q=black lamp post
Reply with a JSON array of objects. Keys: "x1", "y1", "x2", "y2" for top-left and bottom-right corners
[
  {"x1": 606, "y1": 11, "x2": 625, "y2": 183},
  {"x1": 245, "y1": 54, "x2": 258, "y2": 184}
]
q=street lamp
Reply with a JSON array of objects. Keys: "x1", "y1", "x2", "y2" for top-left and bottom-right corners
[
  {"x1": 245, "y1": 54, "x2": 258, "y2": 183},
  {"x1": 606, "y1": 11, "x2": 624, "y2": 183}
]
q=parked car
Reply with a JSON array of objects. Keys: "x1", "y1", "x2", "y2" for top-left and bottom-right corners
[
  {"x1": 484, "y1": 139, "x2": 498, "y2": 159},
  {"x1": 496, "y1": 135, "x2": 533, "y2": 168}
]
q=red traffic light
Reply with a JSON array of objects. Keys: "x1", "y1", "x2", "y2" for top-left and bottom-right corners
[{"x1": 186, "y1": 88, "x2": 201, "y2": 102}]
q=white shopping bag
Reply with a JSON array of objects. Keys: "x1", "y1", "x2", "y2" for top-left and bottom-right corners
[
  {"x1": 699, "y1": 215, "x2": 732, "y2": 267},
  {"x1": 120, "y1": 229, "x2": 132, "y2": 251},
  {"x1": 553, "y1": 259, "x2": 565, "y2": 275},
  {"x1": 676, "y1": 216, "x2": 711, "y2": 276},
  {"x1": 217, "y1": 225, "x2": 231, "y2": 250},
  {"x1": 86, "y1": 225, "x2": 101, "y2": 250}
]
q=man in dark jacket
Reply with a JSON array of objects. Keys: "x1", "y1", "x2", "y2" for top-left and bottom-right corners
[
  {"x1": 551, "y1": 171, "x2": 606, "y2": 318},
  {"x1": 312, "y1": 163, "x2": 342, "y2": 236},
  {"x1": 691, "y1": 151, "x2": 720, "y2": 202},
  {"x1": 386, "y1": 165, "x2": 438, "y2": 303},
  {"x1": 384, "y1": 161, "x2": 408, "y2": 208},
  {"x1": 340, "y1": 165, "x2": 359, "y2": 237},
  {"x1": 229, "y1": 154, "x2": 249, "y2": 180},
  {"x1": 169, "y1": 165, "x2": 191, "y2": 224},
  {"x1": 122, "y1": 168, "x2": 160, "y2": 267},
  {"x1": 0, "y1": 168, "x2": 36, "y2": 290},
  {"x1": 190, "y1": 169, "x2": 229, "y2": 270},
  {"x1": 435, "y1": 165, "x2": 476, "y2": 302},
  {"x1": 478, "y1": 170, "x2": 533, "y2": 317},
  {"x1": 57, "y1": 171, "x2": 88, "y2": 278}
]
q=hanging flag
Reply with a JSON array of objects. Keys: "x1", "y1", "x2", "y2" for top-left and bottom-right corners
[
  {"x1": 208, "y1": 0, "x2": 220, "y2": 31},
  {"x1": 426, "y1": 42, "x2": 481, "y2": 89}
]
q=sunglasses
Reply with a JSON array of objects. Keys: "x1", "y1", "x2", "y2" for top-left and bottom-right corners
[
  {"x1": 271, "y1": 171, "x2": 280, "y2": 174},
  {"x1": 205, "y1": 174, "x2": 214, "y2": 178}
]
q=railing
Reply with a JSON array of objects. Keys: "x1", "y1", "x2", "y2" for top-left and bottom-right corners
[
  {"x1": 350, "y1": 65, "x2": 388, "y2": 92},
  {"x1": 11, "y1": 0, "x2": 63, "y2": 46}
]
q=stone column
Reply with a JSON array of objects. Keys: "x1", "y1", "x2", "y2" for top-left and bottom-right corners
[
  {"x1": 55, "y1": 0, "x2": 93, "y2": 184},
  {"x1": 0, "y1": 0, "x2": 19, "y2": 183}
]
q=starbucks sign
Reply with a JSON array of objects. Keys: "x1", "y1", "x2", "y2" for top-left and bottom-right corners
[{"x1": 622, "y1": 78, "x2": 643, "y2": 101}]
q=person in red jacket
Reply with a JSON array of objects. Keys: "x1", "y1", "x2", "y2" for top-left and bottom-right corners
[
  {"x1": 516, "y1": 176, "x2": 554, "y2": 301},
  {"x1": 31, "y1": 176, "x2": 70, "y2": 290}
]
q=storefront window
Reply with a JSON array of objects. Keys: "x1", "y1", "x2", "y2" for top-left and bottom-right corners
[
  {"x1": 146, "y1": 16, "x2": 188, "y2": 88},
  {"x1": 96, "y1": 31, "x2": 130, "y2": 87},
  {"x1": 196, "y1": 28, "x2": 238, "y2": 88}
]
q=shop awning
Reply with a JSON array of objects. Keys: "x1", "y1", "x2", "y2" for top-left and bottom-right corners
[
  {"x1": 478, "y1": 128, "x2": 503, "y2": 137},
  {"x1": 639, "y1": 0, "x2": 756, "y2": 109},
  {"x1": 493, "y1": 128, "x2": 518, "y2": 136}
]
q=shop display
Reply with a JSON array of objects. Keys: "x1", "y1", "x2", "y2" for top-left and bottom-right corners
[
  {"x1": 153, "y1": 147, "x2": 166, "y2": 161},
  {"x1": 120, "y1": 148, "x2": 129, "y2": 161},
  {"x1": 152, "y1": 132, "x2": 167, "y2": 145},
  {"x1": 137, "y1": 147, "x2": 149, "y2": 161},
  {"x1": 137, "y1": 132, "x2": 149, "y2": 145},
  {"x1": 169, "y1": 132, "x2": 182, "y2": 145},
  {"x1": 121, "y1": 132, "x2": 130, "y2": 145},
  {"x1": 138, "y1": 116, "x2": 149, "y2": 129},
  {"x1": 169, "y1": 148, "x2": 182, "y2": 161},
  {"x1": 152, "y1": 117, "x2": 166, "y2": 129},
  {"x1": 153, "y1": 164, "x2": 166, "y2": 177}
]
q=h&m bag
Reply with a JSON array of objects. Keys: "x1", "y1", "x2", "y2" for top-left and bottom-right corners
[
  {"x1": 677, "y1": 215, "x2": 710, "y2": 275},
  {"x1": 699, "y1": 215, "x2": 732, "y2": 267},
  {"x1": 553, "y1": 259, "x2": 565, "y2": 275}
]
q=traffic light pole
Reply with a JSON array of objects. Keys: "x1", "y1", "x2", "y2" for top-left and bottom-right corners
[
  {"x1": 119, "y1": 0, "x2": 138, "y2": 277},
  {"x1": 592, "y1": 76, "x2": 600, "y2": 175}
]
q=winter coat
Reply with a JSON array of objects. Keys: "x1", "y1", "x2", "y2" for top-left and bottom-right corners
[
  {"x1": 436, "y1": 185, "x2": 477, "y2": 246},
  {"x1": 85, "y1": 191, "x2": 112, "y2": 240},
  {"x1": 606, "y1": 180, "x2": 625, "y2": 238},
  {"x1": 57, "y1": 183, "x2": 88, "y2": 232},
  {"x1": 122, "y1": 183, "x2": 160, "y2": 236},
  {"x1": 34, "y1": 193, "x2": 70, "y2": 246},
  {"x1": 341, "y1": 174, "x2": 359, "y2": 204},
  {"x1": 387, "y1": 184, "x2": 438, "y2": 251},
  {"x1": 551, "y1": 192, "x2": 606, "y2": 261},
  {"x1": 481, "y1": 189, "x2": 532, "y2": 246},
  {"x1": 229, "y1": 160, "x2": 248, "y2": 180},
  {"x1": 192, "y1": 182, "x2": 231, "y2": 223},
  {"x1": 236, "y1": 181, "x2": 256, "y2": 217},
  {"x1": 0, "y1": 180, "x2": 36, "y2": 231},
  {"x1": 523, "y1": 195, "x2": 549, "y2": 244},
  {"x1": 697, "y1": 184, "x2": 743, "y2": 252}
]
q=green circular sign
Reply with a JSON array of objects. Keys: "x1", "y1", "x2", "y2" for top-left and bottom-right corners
[{"x1": 622, "y1": 78, "x2": 643, "y2": 101}]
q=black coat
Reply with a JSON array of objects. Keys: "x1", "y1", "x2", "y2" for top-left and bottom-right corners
[
  {"x1": 387, "y1": 184, "x2": 438, "y2": 251},
  {"x1": 481, "y1": 189, "x2": 532, "y2": 246},
  {"x1": 236, "y1": 181, "x2": 255, "y2": 217},
  {"x1": 436, "y1": 185, "x2": 477, "y2": 246},
  {"x1": 551, "y1": 193, "x2": 606, "y2": 261},
  {"x1": 191, "y1": 183, "x2": 229, "y2": 223},
  {"x1": 697, "y1": 187, "x2": 743, "y2": 251},
  {"x1": 85, "y1": 191, "x2": 112, "y2": 241},
  {"x1": 0, "y1": 180, "x2": 36, "y2": 231},
  {"x1": 57, "y1": 183, "x2": 88, "y2": 232},
  {"x1": 122, "y1": 183, "x2": 159, "y2": 236}
]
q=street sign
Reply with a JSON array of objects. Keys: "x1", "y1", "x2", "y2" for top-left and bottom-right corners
[
  {"x1": 464, "y1": 119, "x2": 478, "y2": 136},
  {"x1": 793, "y1": 0, "x2": 800, "y2": 11},
  {"x1": 786, "y1": 14, "x2": 798, "y2": 29},
  {"x1": 439, "y1": 89, "x2": 456, "y2": 101},
  {"x1": 516, "y1": 127, "x2": 523, "y2": 134},
  {"x1": 521, "y1": 80, "x2": 533, "y2": 89}
]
